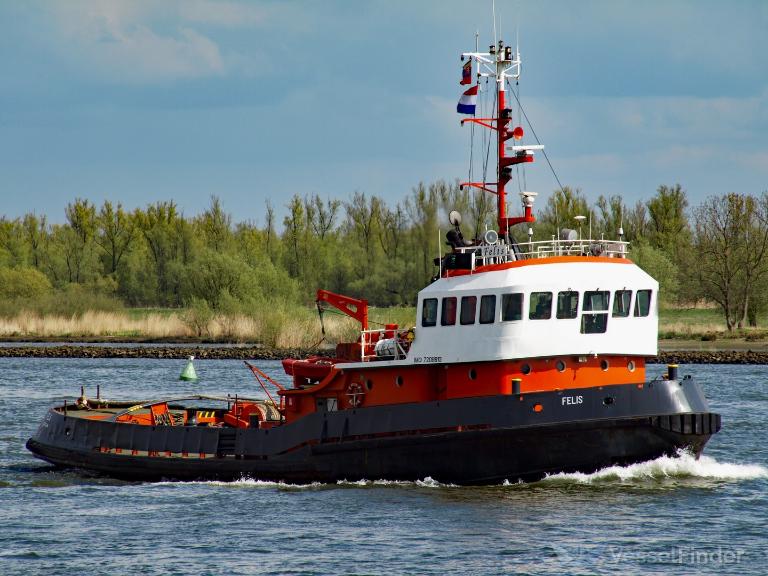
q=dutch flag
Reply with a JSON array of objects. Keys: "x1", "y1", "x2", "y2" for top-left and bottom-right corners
[{"x1": 457, "y1": 85, "x2": 478, "y2": 115}]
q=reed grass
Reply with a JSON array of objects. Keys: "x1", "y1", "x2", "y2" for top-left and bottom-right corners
[
  {"x1": 0, "y1": 305, "x2": 420, "y2": 347},
  {"x1": 3, "y1": 305, "x2": 760, "y2": 345},
  {"x1": 0, "y1": 310, "x2": 190, "y2": 339},
  {"x1": 658, "y1": 321, "x2": 726, "y2": 337}
]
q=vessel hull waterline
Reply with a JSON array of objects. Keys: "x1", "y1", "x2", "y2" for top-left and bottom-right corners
[{"x1": 27, "y1": 378, "x2": 720, "y2": 484}]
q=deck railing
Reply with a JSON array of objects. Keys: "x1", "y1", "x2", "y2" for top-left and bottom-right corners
[{"x1": 452, "y1": 237, "x2": 629, "y2": 268}]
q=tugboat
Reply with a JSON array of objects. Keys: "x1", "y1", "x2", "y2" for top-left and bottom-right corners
[{"x1": 27, "y1": 37, "x2": 720, "y2": 484}]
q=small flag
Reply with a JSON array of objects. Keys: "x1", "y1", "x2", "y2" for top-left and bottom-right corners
[
  {"x1": 460, "y1": 60, "x2": 471, "y2": 85},
  {"x1": 457, "y1": 85, "x2": 478, "y2": 115}
]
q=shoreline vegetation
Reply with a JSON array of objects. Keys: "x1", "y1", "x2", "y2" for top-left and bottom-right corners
[
  {"x1": 3, "y1": 188, "x2": 768, "y2": 360},
  {"x1": 1, "y1": 345, "x2": 767, "y2": 364},
  {"x1": 1, "y1": 305, "x2": 767, "y2": 345},
  {"x1": 2, "y1": 306, "x2": 768, "y2": 362},
  {"x1": 0, "y1": 307, "x2": 416, "y2": 348}
]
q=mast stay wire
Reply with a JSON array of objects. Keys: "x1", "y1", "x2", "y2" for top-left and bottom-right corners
[
  {"x1": 514, "y1": 81, "x2": 525, "y2": 196},
  {"x1": 506, "y1": 78, "x2": 565, "y2": 236},
  {"x1": 468, "y1": 30, "x2": 479, "y2": 237},
  {"x1": 482, "y1": 82, "x2": 496, "y2": 186},
  {"x1": 506, "y1": 78, "x2": 565, "y2": 193}
]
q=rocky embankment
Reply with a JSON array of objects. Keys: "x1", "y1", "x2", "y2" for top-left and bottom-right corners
[
  {"x1": 0, "y1": 345, "x2": 768, "y2": 364},
  {"x1": 654, "y1": 350, "x2": 768, "y2": 364},
  {"x1": 0, "y1": 345, "x2": 332, "y2": 360}
]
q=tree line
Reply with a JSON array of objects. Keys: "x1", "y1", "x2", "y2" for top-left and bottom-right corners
[{"x1": 0, "y1": 181, "x2": 766, "y2": 330}]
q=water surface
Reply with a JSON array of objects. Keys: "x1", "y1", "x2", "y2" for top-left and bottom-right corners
[{"x1": 1, "y1": 358, "x2": 766, "y2": 575}]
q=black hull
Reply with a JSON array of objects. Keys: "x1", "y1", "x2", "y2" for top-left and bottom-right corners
[{"x1": 27, "y1": 378, "x2": 721, "y2": 485}]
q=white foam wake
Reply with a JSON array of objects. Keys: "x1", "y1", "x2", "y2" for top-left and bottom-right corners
[
  {"x1": 156, "y1": 478, "x2": 325, "y2": 489},
  {"x1": 540, "y1": 450, "x2": 768, "y2": 484},
  {"x1": 153, "y1": 453, "x2": 767, "y2": 488},
  {"x1": 158, "y1": 476, "x2": 458, "y2": 489},
  {"x1": 336, "y1": 476, "x2": 457, "y2": 488}
]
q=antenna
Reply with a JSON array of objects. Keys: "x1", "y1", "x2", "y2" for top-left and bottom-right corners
[
  {"x1": 459, "y1": 17, "x2": 530, "y2": 236},
  {"x1": 516, "y1": 0, "x2": 521, "y2": 60},
  {"x1": 619, "y1": 208, "x2": 624, "y2": 240},
  {"x1": 492, "y1": 0, "x2": 497, "y2": 48},
  {"x1": 438, "y1": 224, "x2": 445, "y2": 278}
]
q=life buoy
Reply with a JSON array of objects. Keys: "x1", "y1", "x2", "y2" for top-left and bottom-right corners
[{"x1": 346, "y1": 382, "x2": 365, "y2": 408}]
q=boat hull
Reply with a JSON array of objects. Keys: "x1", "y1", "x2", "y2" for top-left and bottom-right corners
[{"x1": 27, "y1": 378, "x2": 720, "y2": 485}]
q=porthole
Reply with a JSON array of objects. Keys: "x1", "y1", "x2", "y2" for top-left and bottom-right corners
[
  {"x1": 600, "y1": 359, "x2": 609, "y2": 371},
  {"x1": 627, "y1": 360, "x2": 636, "y2": 372},
  {"x1": 556, "y1": 360, "x2": 566, "y2": 372},
  {"x1": 603, "y1": 396, "x2": 615, "y2": 406},
  {"x1": 521, "y1": 363, "x2": 532, "y2": 375},
  {"x1": 468, "y1": 368, "x2": 477, "y2": 380},
  {"x1": 533, "y1": 403, "x2": 543, "y2": 413},
  {"x1": 395, "y1": 376, "x2": 403, "y2": 387},
  {"x1": 366, "y1": 380, "x2": 374, "y2": 391}
]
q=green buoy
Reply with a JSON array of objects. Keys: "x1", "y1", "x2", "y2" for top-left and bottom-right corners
[{"x1": 180, "y1": 355, "x2": 198, "y2": 381}]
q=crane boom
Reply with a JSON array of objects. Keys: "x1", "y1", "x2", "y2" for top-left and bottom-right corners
[{"x1": 316, "y1": 289, "x2": 369, "y2": 332}]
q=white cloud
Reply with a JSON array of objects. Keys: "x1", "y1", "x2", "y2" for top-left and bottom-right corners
[
  {"x1": 179, "y1": 0, "x2": 265, "y2": 27},
  {"x1": 44, "y1": 0, "x2": 269, "y2": 83},
  {"x1": 609, "y1": 93, "x2": 768, "y2": 142}
]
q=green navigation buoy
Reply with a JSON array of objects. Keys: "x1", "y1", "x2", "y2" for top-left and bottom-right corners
[{"x1": 180, "y1": 355, "x2": 198, "y2": 381}]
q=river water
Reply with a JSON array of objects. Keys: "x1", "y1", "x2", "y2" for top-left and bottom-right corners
[{"x1": 0, "y1": 358, "x2": 766, "y2": 575}]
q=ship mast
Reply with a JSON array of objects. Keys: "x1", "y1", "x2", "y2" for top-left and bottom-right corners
[{"x1": 460, "y1": 40, "x2": 542, "y2": 239}]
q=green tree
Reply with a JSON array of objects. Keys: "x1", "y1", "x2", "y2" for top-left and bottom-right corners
[
  {"x1": 536, "y1": 186, "x2": 592, "y2": 240},
  {"x1": 135, "y1": 201, "x2": 185, "y2": 305},
  {"x1": 629, "y1": 241, "x2": 680, "y2": 305},
  {"x1": 595, "y1": 195, "x2": 626, "y2": 239},
  {"x1": 306, "y1": 194, "x2": 340, "y2": 241},
  {"x1": 344, "y1": 192, "x2": 382, "y2": 278},
  {"x1": 693, "y1": 192, "x2": 768, "y2": 330},
  {"x1": 624, "y1": 200, "x2": 649, "y2": 243},
  {"x1": 22, "y1": 213, "x2": 47, "y2": 270},
  {"x1": 282, "y1": 195, "x2": 308, "y2": 281},
  {"x1": 405, "y1": 182, "x2": 440, "y2": 284},
  {"x1": 646, "y1": 184, "x2": 690, "y2": 255},
  {"x1": 0, "y1": 217, "x2": 25, "y2": 267},
  {"x1": 0, "y1": 267, "x2": 53, "y2": 300},
  {"x1": 61, "y1": 199, "x2": 99, "y2": 283},
  {"x1": 95, "y1": 201, "x2": 134, "y2": 275},
  {"x1": 198, "y1": 196, "x2": 233, "y2": 253}
]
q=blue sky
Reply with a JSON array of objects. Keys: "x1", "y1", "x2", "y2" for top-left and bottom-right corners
[{"x1": 0, "y1": 0, "x2": 766, "y2": 225}]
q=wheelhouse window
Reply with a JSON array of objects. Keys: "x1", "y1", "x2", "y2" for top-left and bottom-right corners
[
  {"x1": 613, "y1": 290, "x2": 632, "y2": 317},
  {"x1": 581, "y1": 290, "x2": 609, "y2": 334},
  {"x1": 556, "y1": 291, "x2": 579, "y2": 319},
  {"x1": 441, "y1": 297, "x2": 457, "y2": 326},
  {"x1": 634, "y1": 290, "x2": 652, "y2": 317},
  {"x1": 460, "y1": 296, "x2": 477, "y2": 325},
  {"x1": 501, "y1": 293, "x2": 523, "y2": 321},
  {"x1": 422, "y1": 298, "x2": 438, "y2": 327},
  {"x1": 529, "y1": 292, "x2": 552, "y2": 320},
  {"x1": 479, "y1": 295, "x2": 496, "y2": 324}
]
